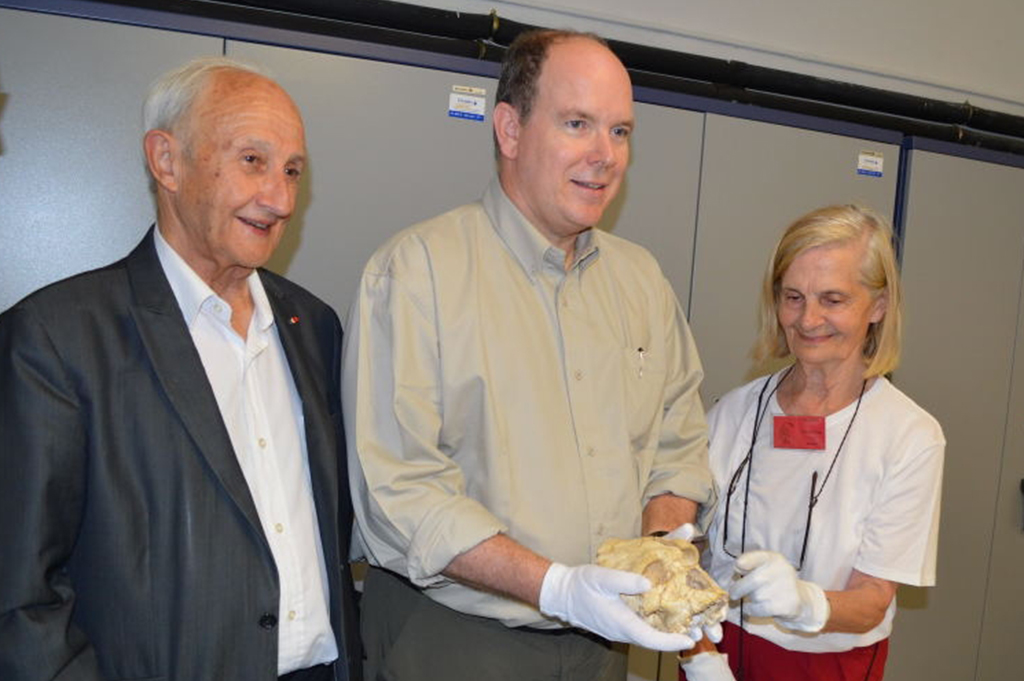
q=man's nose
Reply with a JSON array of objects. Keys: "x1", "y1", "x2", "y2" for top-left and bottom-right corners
[
  {"x1": 257, "y1": 172, "x2": 295, "y2": 218},
  {"x1": 588, "y1": 131, "x2": 616, "y2": 168}
]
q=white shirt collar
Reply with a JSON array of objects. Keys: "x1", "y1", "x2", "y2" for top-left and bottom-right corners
[{"x1": 153, "y1": 225, "x2": 274, "y2": 332}]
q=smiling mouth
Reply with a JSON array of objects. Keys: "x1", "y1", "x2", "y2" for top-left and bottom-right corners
[
  {"x1": 571, "y1": 179, "x2": 606, "y2": 191},
  {"x1": 239, "y1": 216, "x2": 272, "y2": 231}
]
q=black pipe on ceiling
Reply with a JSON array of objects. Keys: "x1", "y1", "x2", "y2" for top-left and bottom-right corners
[
  {"x1": 224, "y1": 0, "x2": 497, "y2": 40},
  {"x1": 106, "y1": 0, "x2": 1024, "y2": 155}
]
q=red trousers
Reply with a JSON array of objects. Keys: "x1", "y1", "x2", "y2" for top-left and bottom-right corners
[{"x1": 680, "y1": 621, "x2": 888, "y2": 681}]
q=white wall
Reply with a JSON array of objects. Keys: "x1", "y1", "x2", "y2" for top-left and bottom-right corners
[{"x1": 403, "y1": 0, "x2": 1024, "y2": 118}]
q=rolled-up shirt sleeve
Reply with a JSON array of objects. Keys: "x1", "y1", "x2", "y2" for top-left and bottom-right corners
[{"x1": 343, "y1": 232, "x2": 507, "y2": 586}]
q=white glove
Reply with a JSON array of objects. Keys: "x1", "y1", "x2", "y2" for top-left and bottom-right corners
[
  {"x1": 729, "y1": 550, "x2": 830, "y2": 632},
  {"x1": 679, "y1": 651, "x2": 736, "y2": 681},
  {"x1": 539, "y1": 562, "x2": 698, "y2": 651},
  {"x1": 664, "y1": 522, "x2": 697, "y2": 541},
  {"x1": 693, "y1": 621, "x2": 723, "y2": 644}
]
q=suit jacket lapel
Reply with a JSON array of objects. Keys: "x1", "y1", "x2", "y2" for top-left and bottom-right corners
[{"x1": 125, "y1": 229, "x2": 268, "y2": 549}]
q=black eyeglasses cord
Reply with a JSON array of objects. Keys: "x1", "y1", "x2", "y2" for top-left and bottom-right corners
[{"x1": 731, "y1": 367, "x2": 869, "y2": 681}]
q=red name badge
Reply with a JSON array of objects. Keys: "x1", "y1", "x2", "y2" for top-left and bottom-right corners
[{"x1": 773, "y1": 415, "x2": 826, "y2": 450}]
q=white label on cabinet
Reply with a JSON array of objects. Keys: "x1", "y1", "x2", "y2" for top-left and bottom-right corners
[
  {"x1": 449, "y1": 86, "x2": 486, "y2": 121},
  {"x1": 857, "y1": 150, "x2": 884, "y2": 177}
]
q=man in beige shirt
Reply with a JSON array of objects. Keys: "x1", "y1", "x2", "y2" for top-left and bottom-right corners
[{"x1": 343, "y1": 29, "x2": 715, "y2": 681}]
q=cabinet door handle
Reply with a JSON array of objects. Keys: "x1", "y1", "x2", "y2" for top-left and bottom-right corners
[{"x1": 1020, "y1": 479, "x2": 1024, "y2": 531}]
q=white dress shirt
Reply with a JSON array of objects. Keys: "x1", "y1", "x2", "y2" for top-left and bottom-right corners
[{"x1": 155, "y1": 227, "x2": 337, "y2": 674}]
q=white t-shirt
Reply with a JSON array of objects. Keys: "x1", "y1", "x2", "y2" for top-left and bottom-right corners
[{"x1": 705, "y1": 371, "x2": 945, "y2": 652}]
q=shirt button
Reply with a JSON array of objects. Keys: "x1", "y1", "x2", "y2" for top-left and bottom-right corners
[
  {"x1": 587, "y1": 447, "x2": 596, "y2": 457},
  {"x1": 288, "y1": 610, "x2": 297, "y2": 621},
  {"x1": 275, "y1": 523, "x2": 284, "y2": 533},
  {"x1": 258, "y1": 437, "x2": 267, "y2": 448},
  {"x1": 574, "y1": 370, "x2": 583, "y2": 381},
  {"x1": 561, "y1": 298, "x2": 569, "y2": 308},
  {"x1": 596, "y1": 524, "x2": 605, "y2": 535},
  {"x1": 258, "y1": 613, "x2": 277, "y2": 629}
]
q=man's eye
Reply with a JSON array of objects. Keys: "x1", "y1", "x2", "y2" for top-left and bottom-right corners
[
  {"x1": 566, "y1": 120, "x2": 585, "y2": 130},
  {"x1": 612, "y1": 126, "x2": 632, "y2": 139},
  {"x1": 285, "y1": 167, "x2": 302, "y2": 179},
  {"x1": 243, "y1": 154, "x2": 259, "y2": 164}
]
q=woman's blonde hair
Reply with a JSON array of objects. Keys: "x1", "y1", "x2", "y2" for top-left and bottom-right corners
[{"x1": 753, "y1": 204, "x2": 903, "y2": 377}]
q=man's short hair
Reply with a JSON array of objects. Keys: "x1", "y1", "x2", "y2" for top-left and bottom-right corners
[
  {"x1": 495, "y1": 29, "x2": 609, "y2": 123},
  {"x1": 143, "y1": 56, "x2": 269, "y2": 149}
]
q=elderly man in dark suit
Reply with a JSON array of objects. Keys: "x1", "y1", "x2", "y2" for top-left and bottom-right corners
[{"x1": 0, "y1": 57, "x2": 360, "y2": 681}]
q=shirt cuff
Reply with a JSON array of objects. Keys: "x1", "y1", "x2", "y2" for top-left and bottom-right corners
[{"x1": 406, "y1": 495, "x2": 509, "y2": 586}]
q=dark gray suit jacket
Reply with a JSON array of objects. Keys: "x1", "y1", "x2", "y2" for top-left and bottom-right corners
[{"x1": 0, "y1": 230, "x2": 362, "y2": 681}]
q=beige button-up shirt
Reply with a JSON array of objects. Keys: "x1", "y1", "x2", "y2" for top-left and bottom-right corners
[{"x1": 343, "y1": 179, "x2": 713, "y2": 628}]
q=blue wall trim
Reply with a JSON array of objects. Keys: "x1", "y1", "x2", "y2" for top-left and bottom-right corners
[
  {"x1": 633, "y1": 85, "x2": 903, "y2": 145},
  {"x1": 0, "y1": 0, "x2": 501, "y2": 77},
  {"x1": 906, "y1": 136, "x2": 1024, "y2": 170},
  {"x1": 891, "y1": 138, "x2": 914, "y2": 265},
  {"x1": 1, "y1": 0, "x2": 909, "y2": 144}
]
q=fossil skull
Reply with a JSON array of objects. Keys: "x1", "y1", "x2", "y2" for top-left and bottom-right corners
[{"x1": 597, "y1": 536, "x2": 729, "y2": 634}]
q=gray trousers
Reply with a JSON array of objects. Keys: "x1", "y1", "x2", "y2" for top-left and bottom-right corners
[{"x1": 360, "y1": 567, "x2": 628, "y2": 681}]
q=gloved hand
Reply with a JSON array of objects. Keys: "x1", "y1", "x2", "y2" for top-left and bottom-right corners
[
  {"x1": 539, "y1": 562, "x2": 699, "y2": 651},
  {"x1": 679, "y1": 651, "x2": 736, "y2": 681},
  {"x1": 690, "y1": 621, "x2": 724, "y2": 645},
  {"x1": 664, "y1": 522, "x2": 697, "y2": 541},
  {"x1": 729, "y1": 550, "x2": 830, "y2": 632}
]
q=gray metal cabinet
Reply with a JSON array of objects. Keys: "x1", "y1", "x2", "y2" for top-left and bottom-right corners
[
  {"x1": 4, "y1": 8, "x2": 1024, "y2": 681},
  {"x1": 597, "y1": 101, "x2": 704, "y2": 312},
  {"x1": 688, "y1": 113, "x2": 900, "y2": 407},
  {"x1": 890, "y1": 148, "x2": 1024, "y2": 681},
  {"x1": 978, "y1": 260, "x2": 1024, "y2": 680},
  {"x1": 226, "y1": 40, "x2": 498, "y2": 319},
  {"x1": 226, "y1": 40, "x2": 706, "y2": 323},
  {"x1": 0, "y1": 7, "x2": 220, "y2": 311}
]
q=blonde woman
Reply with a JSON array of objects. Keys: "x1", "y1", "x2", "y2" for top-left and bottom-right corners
[{"x1": 681, "y1": 205, "x2": 944, "y2": 681}]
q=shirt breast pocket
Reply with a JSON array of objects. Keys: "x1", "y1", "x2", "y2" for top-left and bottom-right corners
[{"x1": 622, "y1": 345, "x2": 666, "y2": 452}]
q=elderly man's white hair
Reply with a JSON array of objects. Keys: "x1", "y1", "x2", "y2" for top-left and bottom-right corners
[{"x1": 142, "y1": 56, "x2": 271, "y2": 140}]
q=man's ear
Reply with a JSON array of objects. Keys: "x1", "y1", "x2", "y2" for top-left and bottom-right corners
[
  {"x1": 143, "y1": 129, "x2": 180, "y2": 192},
  {"x1": 493, "y1": 101, "x2": 522, "y2": 160}
]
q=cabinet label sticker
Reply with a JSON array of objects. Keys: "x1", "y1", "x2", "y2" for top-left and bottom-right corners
[
  {"x1": 449, "y1": 89, "x2": 486, "y2": 121},
  {"x1": 857, "y1": 150, "x2": 884, "y2": 177}
]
